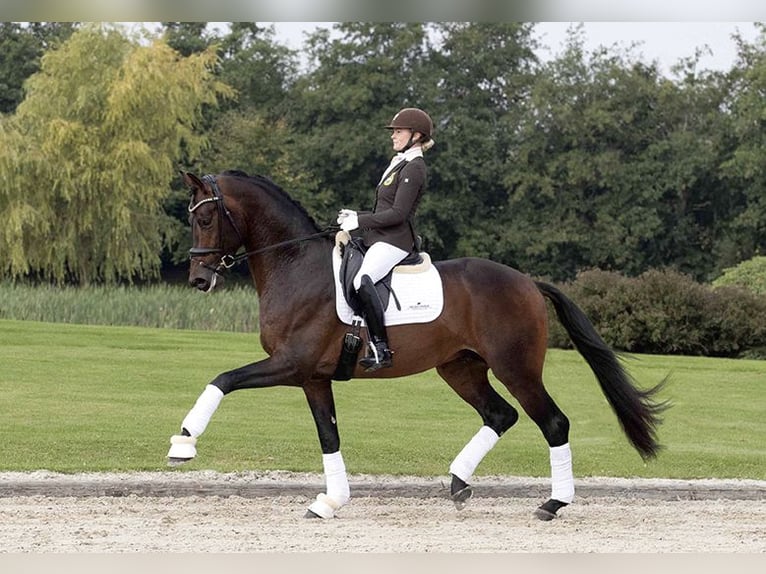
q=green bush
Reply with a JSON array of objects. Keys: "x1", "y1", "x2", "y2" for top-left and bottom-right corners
[
  {"x1": 712, "y1": 256, "x2": 766, "y2": 296},
  {"x1": 546, "y1": 268, "x2": 766, "y2": 358}
]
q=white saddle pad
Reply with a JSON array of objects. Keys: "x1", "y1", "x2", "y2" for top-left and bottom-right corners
[{"x1": 332, "y1": 245, "x2": 444, "y2": 326}]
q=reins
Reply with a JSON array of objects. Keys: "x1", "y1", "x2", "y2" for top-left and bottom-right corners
[{"x1": 215, "y1": 227, "x2": 339, "y2": 272}]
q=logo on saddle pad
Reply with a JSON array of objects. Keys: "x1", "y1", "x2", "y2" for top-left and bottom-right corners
[{"x1": 332, "y1": 233, "x2": 444, "y2": 326}]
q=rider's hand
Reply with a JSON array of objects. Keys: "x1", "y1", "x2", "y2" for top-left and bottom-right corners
[
  {"x1": 337, "y1": 209, "x2": 358, "y2": 231},
  {"x1": 337, "y1": 208, "x2": 356, "y2": 222},
  {"x1": 339, "y1": 211, "x2": 359, "y2": 232}
]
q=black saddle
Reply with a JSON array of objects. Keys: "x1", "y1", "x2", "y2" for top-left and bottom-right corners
[{"x1": 338, "y1": 237, "x2": 423, "y2": 316}]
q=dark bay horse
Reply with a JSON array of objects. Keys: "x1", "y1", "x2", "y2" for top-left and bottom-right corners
[{"x1": 168, "y1": 170, "x2": 668, "y2": 521}]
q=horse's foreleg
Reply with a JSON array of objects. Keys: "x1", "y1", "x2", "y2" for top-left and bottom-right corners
[
  {"x1": 302, "y1": 378, "x2": 350, "y2": 519},
  {"x1": 167, "y1": 356, "x2": 301, "y2": 465},
  {"x1": 167, "y1": 384, "x2": 223, "y2": 464}
]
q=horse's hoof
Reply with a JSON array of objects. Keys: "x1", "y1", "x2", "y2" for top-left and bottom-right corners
[
  {"x1": 534, "y1": 498, "x2": 568, "y2": 521},
  {"x1": 451, "y1": 486, "x2": 473, "y2": 510},
  {"x1": 305, "y1": 493, "x2": 341, "y2": 519},
  {"x1": 534, "y1": 507, "x2": 556, "y2": 521},
  {"x1": 168, "y1": 435, "x2": 197, "y2": 465}
]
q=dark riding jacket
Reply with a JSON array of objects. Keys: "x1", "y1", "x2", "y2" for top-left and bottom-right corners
[{"x1": 357, "y1": 156, "x2": 426, "y2": 253}]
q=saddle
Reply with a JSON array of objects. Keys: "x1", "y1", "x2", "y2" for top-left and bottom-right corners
[
  {"x1": 333, "y1": 231, "x2": 431, "y2": 381},
  {"x1": 336, "y1": 233, "x2": 425, "y2": 316}
]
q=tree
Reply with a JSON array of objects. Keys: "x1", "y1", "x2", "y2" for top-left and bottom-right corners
[
  {"x1": 216, "y1": 22, "x2": 298, "y2": 113},
  {"x1": 500, "y1": 25, "x2": 734, "y2": 281},
  {"x1": 419, "y1": 22, "x2": 538, "y2": 259},
  {"x1": 712, "y1": 255, "x2": 766, "y2": 295},
  {"x1": 0, "y1": 22, "x2": 77, "y2": 114},
  {"x1": 0, "y1": 23, "x2": 233, "y2": 284},
  {"x1": 285, "y1": 23, "x2": 431, "y2": 219},
  {"x1": 718, "y1": 24, "x2": 766, "y2": 266},
  {"x1": 160, "y1": 21, "x2": 210, "y2": 57},
  {"x1": 197, "y1": 109, "x2": 320, "y2": 232}
]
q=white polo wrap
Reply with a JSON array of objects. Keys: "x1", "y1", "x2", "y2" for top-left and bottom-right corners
[
  {"x1": 449, "y1": 425, "x2": 500, "y2": 483},
  {"x1": 549, "y1": 443, "x2": 575, "y2": 503},
  {"x1": 181, "y1": 385, "x2": 224, "y2": 438}
]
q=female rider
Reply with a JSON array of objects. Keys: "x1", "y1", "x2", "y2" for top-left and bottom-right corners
[{"x1": 337, "y1": 107, "x2": 434, "y2": 371}]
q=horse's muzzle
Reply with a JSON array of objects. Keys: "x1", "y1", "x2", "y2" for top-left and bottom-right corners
[
  {"x1": 189, "y1": 259, "x2": 220, "y2": 292},
  {"x1": 190, "y1": 273, "x2": 220, "y2": 293}
]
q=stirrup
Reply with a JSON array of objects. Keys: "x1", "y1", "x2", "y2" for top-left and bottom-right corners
[{"x1": 359, "y1": 341, "x2": 392, "y2": 372}]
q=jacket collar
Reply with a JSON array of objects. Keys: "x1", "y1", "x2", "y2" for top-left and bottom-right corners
[{"x1": 379, "y1": 146, "x2": 423, "y2": 184}]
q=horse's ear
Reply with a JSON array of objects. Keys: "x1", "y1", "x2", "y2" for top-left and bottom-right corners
[{"x1": 181, "y1": 171, "x2": 203, "y2": 191}]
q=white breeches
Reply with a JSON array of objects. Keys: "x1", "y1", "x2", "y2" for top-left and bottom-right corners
[{"x1": 353, "y1": 242, "x2": 409, "y2": 290}]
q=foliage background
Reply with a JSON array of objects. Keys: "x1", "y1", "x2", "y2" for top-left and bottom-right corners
[{"x1": 1, "y1": 22, "x2": 765, "y2": 356}]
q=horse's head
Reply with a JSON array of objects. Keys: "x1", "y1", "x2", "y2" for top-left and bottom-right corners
[{"x1": 182, "y1": 171, "x2": 244, "y2": 292}]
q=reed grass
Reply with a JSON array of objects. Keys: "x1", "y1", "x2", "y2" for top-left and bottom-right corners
[{"x1": 0, "y1": 282, "x2": 259, "y2": 332}]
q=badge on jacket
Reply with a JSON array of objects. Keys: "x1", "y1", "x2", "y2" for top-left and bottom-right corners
[{"x1": 383, "y1": 173, "x2": 396, "y2": 186}]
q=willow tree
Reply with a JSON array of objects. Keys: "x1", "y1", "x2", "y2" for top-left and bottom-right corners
[{"x1": 0, "y1": 23, "x2": 233, "y2": 284}]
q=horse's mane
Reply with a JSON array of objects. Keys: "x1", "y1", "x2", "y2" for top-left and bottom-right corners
[{"x1": 220, "y1": 169, "x2": 322, "y2": 232}]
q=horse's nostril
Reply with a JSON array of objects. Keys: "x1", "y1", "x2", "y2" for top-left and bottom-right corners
[{"x1": 190, "y1": 277, "x2": 208, "y2": 290}]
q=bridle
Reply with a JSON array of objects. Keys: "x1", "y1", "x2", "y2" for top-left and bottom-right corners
[
  {"x1": 188, "y1": 175, "x2": 246, "y2": 274},
  {"x1": 188, "y1": 174, "x2": 338, "y2": 275}
]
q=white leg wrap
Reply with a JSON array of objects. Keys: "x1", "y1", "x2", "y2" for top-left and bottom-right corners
[
  {"x1": 307, "y1": 452, "x2": 350, "y2": 518},
  {"x1": 323, "y1": 451, "x2": 351, "y2": 507},
  {"x1": 449, "y1": 426, "x2": 500, "y2": 483},
  {"x1": 181, "y1": 385, "x2": 224, "y2": 438},
  {"x1": 167, "y1": 435, "x2": 197, "y2": 459},
  {"x1": 549, "y1": 443, "x2": 575, "y2": 503}
]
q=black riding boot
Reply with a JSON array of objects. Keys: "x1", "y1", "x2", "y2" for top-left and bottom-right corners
[{"x1": 356, "y1": 275, "x2": 393, "y2": 372}]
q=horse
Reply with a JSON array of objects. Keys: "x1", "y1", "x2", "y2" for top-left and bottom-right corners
[{"x1": 168, "y1": 169, "x2": 669, "y2": 521}]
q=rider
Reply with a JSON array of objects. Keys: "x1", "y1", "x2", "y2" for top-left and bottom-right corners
[{"x1": 337, "y1": 107, "x2": 434, "y2": 372}]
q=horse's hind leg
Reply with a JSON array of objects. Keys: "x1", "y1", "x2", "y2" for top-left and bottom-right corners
[
  {"x1": 523, "y1": 391, "x2": 573, "y2": 521},
  {"x1": 490, "y1": 355, "x2": 574, "y2": 521},
  {"x1": 437, "y1": 352, "x2": 519, "y2": 510}
]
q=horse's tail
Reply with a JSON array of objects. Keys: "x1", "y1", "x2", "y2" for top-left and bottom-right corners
[{"x1": 535, "y1": 280, "x2": 670, "y2": 460}]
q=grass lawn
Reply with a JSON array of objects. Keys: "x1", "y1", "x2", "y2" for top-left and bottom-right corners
[{"x1": 0, "y1": 319, "x2": 763, "y2": 480}]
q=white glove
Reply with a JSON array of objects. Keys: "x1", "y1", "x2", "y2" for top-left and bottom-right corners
[
  {"x1": 340, "y1": 213, "x2": 359, "y2": 231},
  {"x1": 337, "y1": 208, "x2": 359, "y2": 231},
  {"x1": 336, "y1": 208, "x2": 356, "y2": 223}
]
